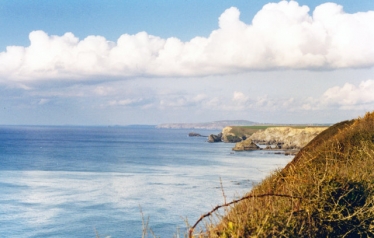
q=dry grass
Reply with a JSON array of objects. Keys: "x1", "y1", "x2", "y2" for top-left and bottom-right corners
[{"x1": 191, "y1": 112, "x2": 374, "y2": 237}]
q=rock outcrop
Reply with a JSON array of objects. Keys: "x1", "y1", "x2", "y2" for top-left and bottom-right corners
[
  {"x1": 210, "y1": 126, "x2": 328, "y2": 149},
  {"x1": 221, "y1": 126, "x2": 246, "y2": 143},
  {"x1": 232, "y1": 139, "x2": 260, "y2": 151},
  {"x1": 222, "y1": 134, "x2": 243, "y2": 143},
  {"x1": 208, "y1": 133, "x2": 222, "y2": 143},
  {"x1": 249, "y1": 127, "x2": 327, "y2": 149},
  {"x1": 188, "y1": 132, "x2": 206, "y2": 137},
  {"x1": 208, "y1": 129, "x2": 243, "y2": 142}
]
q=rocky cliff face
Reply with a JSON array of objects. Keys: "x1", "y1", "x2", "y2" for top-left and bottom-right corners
[
  {"x1": 208, "y1": 133, "x2": 223, "y2": 142},
  {"x1": 221, "y1": 126, "x2": 246, "y2": 142},
  {"x1": 212, "y1": 126, "x2": 328, "y2": 147},
  {"x1": 207, "y1": 127, "x2": 244, "y2": 143},
  {"x1": 249, "y1": 127, "x2": 327, "y2": 149}
]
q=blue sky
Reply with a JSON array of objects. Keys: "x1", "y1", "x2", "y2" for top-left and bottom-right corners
[
  {"x1": 1, "y1": 0, "x2": 372, "y2": 47},
  {"x1": 0, "y1": 0, "x2": 374, "y2": 125}
]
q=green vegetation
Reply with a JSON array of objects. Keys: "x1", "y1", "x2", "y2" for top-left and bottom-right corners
[{"x1": 192, "y1": 112, "x2": 374, "y2": 237}]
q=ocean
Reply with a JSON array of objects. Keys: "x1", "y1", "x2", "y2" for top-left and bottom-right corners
[{"x1": 0, "y1": 126, "x2": 292, "y2": 237}]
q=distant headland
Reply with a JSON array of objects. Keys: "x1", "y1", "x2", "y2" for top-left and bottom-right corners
[
  {"x1": 155, "y1": 120, "x2": 257, "y2": 130},
  {"x1": 156, "y1": 120, "x2": 330, "y2": 130}
]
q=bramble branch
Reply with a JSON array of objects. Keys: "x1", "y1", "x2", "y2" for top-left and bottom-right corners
[{"x1": 188, "y1": 193, "x2": 302, "y2": 238}]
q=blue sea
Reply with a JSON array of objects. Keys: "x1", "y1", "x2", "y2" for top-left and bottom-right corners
[{"x1": 0, "y1": 126, "x2": 292, "y2": 237}]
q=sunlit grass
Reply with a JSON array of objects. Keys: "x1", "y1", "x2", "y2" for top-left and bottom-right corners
[{"x1": 191, "y1": 111, "x2": 374, "y2": 237}]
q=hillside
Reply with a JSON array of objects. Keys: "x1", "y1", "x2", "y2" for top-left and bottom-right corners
[{"x1": 191, "y1": 112, "x2": 374, "y2": 237}]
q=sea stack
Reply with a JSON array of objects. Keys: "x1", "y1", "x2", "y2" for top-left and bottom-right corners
[{"x1": 232, "y1": 139, "x2": 260, "y2": 151}]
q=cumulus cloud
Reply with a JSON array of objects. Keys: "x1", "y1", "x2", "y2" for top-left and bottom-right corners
[
  {"x1": 246, "y1": 86, "x2": 374, "y2": 113},
  {"x1": 301, "y1": 97, "x2": 321, "y2": 111},
  {"x1": 321, "y1": 79, "x2": 374, "y2": 108},
  {"x1": 232, "y1": 91, "x2": 249, "y2": 103},
  {"x1": 298, "y1": 79, "x2": 374, "y2": 111},
  {"x1": 0, "y1": 1, "x2": 373, "y2": 82}
]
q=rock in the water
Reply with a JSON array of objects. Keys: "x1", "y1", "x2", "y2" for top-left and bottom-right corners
[
  {"x1": 208, "y1": 133, "x2": 222, "y2": 142},
  {"x1": 232, "y1": 139, "x2": 260, "y2": 151},
  {"x1": 189, "y1": 132, "x2": 202, "y2": 137}
]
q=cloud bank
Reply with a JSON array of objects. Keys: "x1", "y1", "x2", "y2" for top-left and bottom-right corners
[
  {"x1": 321, "y1": 79, "x2": 374, "y2": 109},
  {"x1": 1, "y1": 1, "x2": 373, "y2": 82},
  {"x1": 189, "y1": 80, "x2": 374, "y2": 113}
]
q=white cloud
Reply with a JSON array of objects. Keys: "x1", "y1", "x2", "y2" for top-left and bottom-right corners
[
  {"x1": 321, "y1": 79, "x2": 374, "y2": 108},
  {"x1": 108, "y1": 98, "x2": 144, "y2": 107},
  {"x1": 296, "y1": 79, "x2": 374, "y2": 111},
  {"x1": 230, "y1": 91, "x2": 250, "y2": 110},
  {"x1": 232, "y1": 91, "x2": 249, "y2": 103},
  {"x1": 192, "y1": 94, "x2": 208, "y2": 102},
  {"x1": 159, "y1": 98, "x2": 187, "y2": 108},
  {"x1": 301, "y1": 97, "x2": 321, "y2": 111},
  {"x1": 180, "y1": 79, "x2": 374, "y2": 113},
  {"x1": 0, "y1": 1, "x2": 373, "y2": 82},
  {"x1": 38, "y1": 98, "x2": 49, "y2": 105},
  {"x1": 282, "y1": 98, "x2": 295, "y2": 108},
  {"x1": 204, "y1": 97, "x2": 221, "y2": 108}
]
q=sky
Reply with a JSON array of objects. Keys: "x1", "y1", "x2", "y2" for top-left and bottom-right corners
[{"x1": 0, "y1": 0, "x2": 373, "y2": 125}]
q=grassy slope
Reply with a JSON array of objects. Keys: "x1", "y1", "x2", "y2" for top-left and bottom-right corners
[{"x1": 204, "y1": 112, "x2": 374, "y2": 237}]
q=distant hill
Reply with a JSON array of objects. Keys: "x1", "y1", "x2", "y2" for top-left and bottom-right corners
[{"x1": 156, "y1": 120, "x2": 257, "y2": 130}]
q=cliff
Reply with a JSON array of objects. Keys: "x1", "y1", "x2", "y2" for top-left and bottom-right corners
[
  {"x1": 249, "y1": 127, "x2": 327, "y2": 149},
  {"x1": 220, "y1": 126, "x2": 243, "y2": 142},
  {"x1": 221, "y1": 126, "x2": 255, "y2": 141},
  {"x1": 220, "y1": 126, "x2": 327, "y2": 149}
]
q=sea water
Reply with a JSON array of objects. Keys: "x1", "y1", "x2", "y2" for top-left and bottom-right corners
[{"x1": 0, "y1": 126, "x2": 292, "y2": 237}]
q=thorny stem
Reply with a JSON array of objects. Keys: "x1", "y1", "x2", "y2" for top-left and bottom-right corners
[{"x1": 188, "y1": 193, "x2": 302, "y2": 238}]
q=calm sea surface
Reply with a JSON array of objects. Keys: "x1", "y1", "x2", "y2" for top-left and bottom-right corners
[{"x1": 0, "y1": 126, "x2": 292, "y2": 237}]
